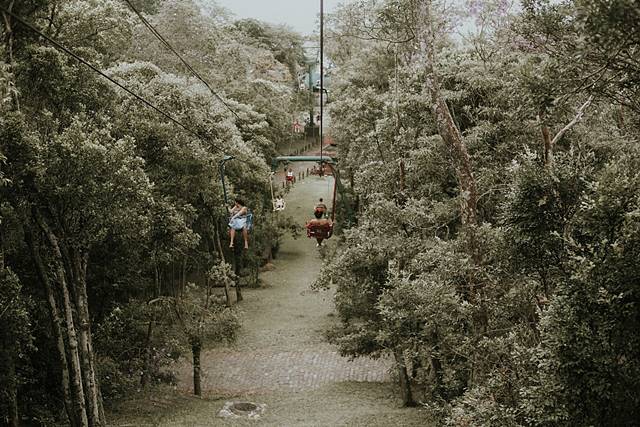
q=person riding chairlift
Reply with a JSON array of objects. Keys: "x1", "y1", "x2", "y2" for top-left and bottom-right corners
[
  {"x1": 314, "y1": 198, "x2": 327, "y2": 218},
  {"x1": 274, "y1": 195, "x2": 286, "y2": 211},
  {"x1": 228, "y1": 198, "x2": 249, "y2": 249},
  {"x1": 306, "y1": 209, "x2": 332, "y2": 247}
]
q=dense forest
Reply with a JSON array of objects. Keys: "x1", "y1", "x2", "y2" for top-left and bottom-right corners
[
  {"x1": 319, "y1": 0, "x2": 640, "y2": 425},
  {"x1": 1, "y1": 0, "x2": 639, "y2": 426},
  {"x1": 0, "y1": 0, "x2": 302, "y2": 425}
]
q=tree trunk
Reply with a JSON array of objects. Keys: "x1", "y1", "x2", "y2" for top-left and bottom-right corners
[
  {"x1": 0, "y1": 263, "x2": 18, "y2": 427},
  {"x1": 181, "y1": 256, "x2": 187, "y2": 294},
  {"x1": 0, "y1": 227, "x2": 4, "y2": 272},
  {"x1": 71, "y1": 250, "x2": 105, "y2": 426},
  {"x1": 140, "y1": 317, "x2": 154, "y2": 388},
  {"x1": 616, "y1": 105, "x2": 624, "y2": 130},
  {"x1": 541, "y1": 123, "x2": 553, "y2": 167},
  {"x1": 429, "y1": 332, "x2": 444, "y2": 399},
  {"x1": 393, "y1": 350, "x2": 416, "y2": 407},
  {"x1": 191, "y1": 338, "x2": 202, "y2": 396},
  {"x1": 1, "y1": 1, "x2": 15, "y2": 61},
  {"x1": 34, "y1": 211, "x2": 89, "y2": 427},
  {"x1": 59, "y1": 261, "x2": 88, "y2": 427},
  {"x1": 541, "y1": 96, "x2": 593, "y2": 170},
  {"x1": 4, "y1": 350, "x2": 19, "y2": 427},
  {"x1": 25, "y1": 227, "x2": 78, "y2": 426},
  {"x1": 416, "y1": 0, "x2": 482, "y2": 297},
  {"x1": 416, "y1": 0, "x2": 478, "y2": 228},
  {"x1": 414, "y1": 4, "x2": 482, "y2": 394}
]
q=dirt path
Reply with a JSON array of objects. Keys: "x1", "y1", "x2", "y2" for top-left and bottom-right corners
[{"x1": 111, "y1": 163, "x2": 430, "y2": 426}]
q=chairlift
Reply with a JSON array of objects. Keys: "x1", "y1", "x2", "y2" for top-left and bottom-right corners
[{"x1": 270, "y1": 156, "x2": 349, "y2": 246}]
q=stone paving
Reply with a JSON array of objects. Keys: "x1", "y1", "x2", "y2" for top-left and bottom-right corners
[
  {"x1": 189, "y1": 346, "x2": 389, "y2": 394},
  {"x1": 174, "y1": 161, "x2": 391, "y2": 395}
]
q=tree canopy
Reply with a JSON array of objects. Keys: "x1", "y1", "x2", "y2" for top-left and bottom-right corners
[
  {"x1": 2, "y1": 0, "x2": 640, "y2": 425},
  {"x1": 0, "y1": 0, "x2": 303, "y2": 424},
  {"x1": 317, "y1": 0, "x2": 640, "y2": 424}
]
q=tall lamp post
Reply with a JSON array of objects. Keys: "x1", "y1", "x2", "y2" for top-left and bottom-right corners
[
  {"x1": 219, "y1": 155, "x2": 235, "y2": 211},
  {"x1": 303, "y1": 54, "x2": 316, "y2": 132}
]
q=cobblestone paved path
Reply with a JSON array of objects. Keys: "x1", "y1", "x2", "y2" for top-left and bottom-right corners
[
  {"x1": 190, "y1": 346, "x2": 389, "y2": 394},
  {"x1": 174, "y1": 162, "x2": 391, "y2": 394}
]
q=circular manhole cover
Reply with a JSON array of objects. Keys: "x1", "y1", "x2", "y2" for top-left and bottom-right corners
[
  {"x1": 218, "y1": 401, "x2": 267, "y2": 419},
  {"x1": 232, "y1": 402, "x2": 257, "y2": 413}
]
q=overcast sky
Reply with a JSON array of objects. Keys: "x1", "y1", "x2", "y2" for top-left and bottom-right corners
[{"x1": 212, "y1": 0, "x2": 348, "y2": 36}]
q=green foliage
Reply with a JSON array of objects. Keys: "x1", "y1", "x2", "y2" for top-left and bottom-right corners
[
  {"x1": 321, "y1": 0, "x2": 640, "y2": 424},
  {"x1": 162, "y1": 266, "x2": 240, "y2": 349},
  {"x1": 233, "y1": 18, "x2": 305, "y2": 81},
  {"x1": 1, "y1": 0, "x2": 297, "y2": 422},
  {"x1": 54, "y1": 0, "x2": 135, "y2": 63},
  {"x1": 377, "y1": 244, "x2": 472, "y2": 399},
  {"x1": 0, "y1": 269, "x2": 33, "y2": 425},
  {"x1": 36, "y1": 118, "x2": 152, "y2": 245},
  {"x1": 501, "y1": 151, "x2": 591, "y2": 282},
  {"x1": 520, "y1": 149, "x2": 640, "y2": 426},
  {"x1": 3, "y1": 0, "x2": 640, "y2": 423},
  {"x1": 94, "y1": 302, "x2": 182, "y2": 401},
  {"x1": 127, "y1": 0, "x2": 166, "y2": 14},
  {"x1": 125, "y1": 0, "x2": 297, "y2": 146},
  {"x1": 521, "y1": 0, "x2": 640, "y2": 113}
]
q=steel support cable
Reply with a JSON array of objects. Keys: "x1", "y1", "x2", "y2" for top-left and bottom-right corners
[
  {"x1": 0, "y1": 6, "x2": 220, "y2": 147},
  {"x1": 124, "y1": 1, "x2": 285, "y2": 174},
  {"x1": 122, "y1": 0, "x2": 240, "y2": 120}
]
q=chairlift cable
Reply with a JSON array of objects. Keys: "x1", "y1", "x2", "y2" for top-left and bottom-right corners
[
  {"x1": 122, "y1": 0, "x2": 241, "y2": 120},
  {"x1": 0, "y1": 6, "x2": 214, "y2": 145}
]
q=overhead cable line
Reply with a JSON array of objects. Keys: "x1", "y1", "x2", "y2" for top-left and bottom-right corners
[
  {"x1": 0, "y1": 6, "x2": 217, "y2": 146},
  {"x1": 122, "y1": 0, "x2": 241, "y2": 120}
]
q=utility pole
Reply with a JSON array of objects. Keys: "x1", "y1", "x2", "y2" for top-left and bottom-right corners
[{"x1": 320, "y1": 0, "x2": 324, "y2": 163}]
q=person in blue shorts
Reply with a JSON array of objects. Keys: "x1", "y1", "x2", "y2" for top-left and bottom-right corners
[{"x1": 228, "y1": 198, "x2": 249, "y2": 249}]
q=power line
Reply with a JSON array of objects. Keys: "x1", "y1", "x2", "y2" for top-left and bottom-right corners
[
  {"x1": 0, "y1": 6, "x2": 217, "y2": 146},
  {"x1": 122, "y1": 0, "x2": 240, "y2": 120}
]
